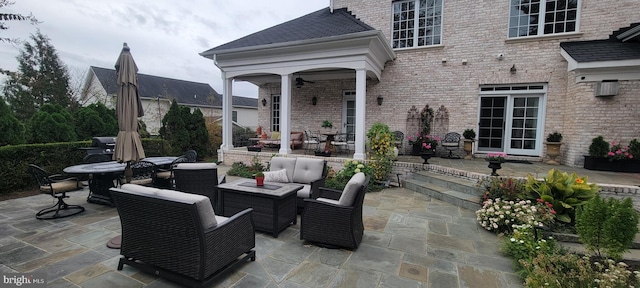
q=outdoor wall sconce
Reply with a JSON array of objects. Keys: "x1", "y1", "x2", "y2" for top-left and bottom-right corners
[
  {"x1": 261, "y1": 98, "x2": 267, "y2": 106},
  {"x1": 510, "y1": 64, "x2": 517, "y2": 74},
  {"x1": 312, "y1": 96, "x2": 317, "y2": 105},
  {"x1": 377, "y1": 95, "x2": 383, "y2": 105}
]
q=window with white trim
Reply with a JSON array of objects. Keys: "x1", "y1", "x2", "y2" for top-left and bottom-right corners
[
  {"x1": 392, "y1": 0, "x2": 443, "y2": 49},
  {"x1": 232, "y1": 111, "x2": 237, "y2": 122},
  {"x1": 508, "y1": 0, "x2": 579, "y2": 38}
]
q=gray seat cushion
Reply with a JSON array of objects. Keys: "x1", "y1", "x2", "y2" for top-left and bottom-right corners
[
  {"x1": 174, "y1": 163, "x2": 218, "y2": 170},
  {"x1": 296, "y1": 184, "x2": 311, "y2": 198},
  {"x1": 270, "y1": 157, "x2": 297, "y2": 182},
  {"x1": 337, "y1": 172, "x2": 366, "y2": 206},
  {"x1": 292, "y1": 157, "x2": 324, "y2": 184},
  {"x1": 120, "y1": 184, "x2": 218, "y2": 229}
]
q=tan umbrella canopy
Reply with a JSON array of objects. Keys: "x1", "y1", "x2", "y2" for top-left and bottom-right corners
[{"x1": 113, "y1": 43, "x2": 145, "y2": 177}]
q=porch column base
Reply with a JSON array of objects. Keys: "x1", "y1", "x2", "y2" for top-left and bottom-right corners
[{"x1": 353, "y1": 152, "x2": 365, "y2": 160}]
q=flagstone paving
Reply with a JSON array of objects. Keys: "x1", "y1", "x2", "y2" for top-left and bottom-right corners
[{"x1": 1, "y1": 160, "x2": 637, "y2": 287}]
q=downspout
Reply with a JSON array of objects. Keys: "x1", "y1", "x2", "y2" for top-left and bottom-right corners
[{"x1": 330, "y1": 0, "x2": 333, "y2": 13}]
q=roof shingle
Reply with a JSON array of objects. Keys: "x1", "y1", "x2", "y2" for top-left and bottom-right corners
[{"x1": 202, "y1": 8, "x2": 374, "y2": 55}]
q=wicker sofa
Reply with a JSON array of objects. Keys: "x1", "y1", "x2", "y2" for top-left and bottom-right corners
[
  {"x1": 258, "y1": 131, "x2": 304, "y2": 149},
  {"x1": 266, "y1": 157, "x2": 326, "y2": 213},
  {"x1": 110, "y1": 184, "x2": 255, "y2": 288}
]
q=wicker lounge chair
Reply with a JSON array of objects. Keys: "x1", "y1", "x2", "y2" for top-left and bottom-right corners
[
  {"x1": 300, "y1": 172, "x2": 370, "y2": 249},
  {"x1": 173, "y1": 162, "x2": 226, "y2": 211},
  {"x1": 110, "y1": 184, "x2": 255, "y2": 288},
  {"x1": 154, "y1": 156, "x2": 190, "y2": 188}
]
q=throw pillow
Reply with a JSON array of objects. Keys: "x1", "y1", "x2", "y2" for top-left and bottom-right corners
[
  {"x1": 261, "y1": 132, "x2": 267, "y2": 139},
  {"x1": 271, "y1": 131, "x2": 281, "y2": 140},
  {"x1": 263, "y1": 169, "x2": 289, "y2": 183}
]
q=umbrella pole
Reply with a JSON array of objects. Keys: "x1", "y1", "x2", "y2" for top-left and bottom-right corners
[{"x1": 125, "y1": 161, "x2": 132, "y2": 184}]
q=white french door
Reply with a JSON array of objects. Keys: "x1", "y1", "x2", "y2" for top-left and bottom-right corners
[
  {"x1": 478, "y1": 84, "x2": 546, "y2": 156},
  {"x1": 342, "y1": 90, "x2": 356, "y2": 139}
]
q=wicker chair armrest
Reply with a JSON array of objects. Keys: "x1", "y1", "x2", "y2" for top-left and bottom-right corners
[
  {"x1": 203, "y1": 208, "x2": 255, "y2": 272},
  {"x1": 317, "y1": 187, "x2": 342, "y2": 200},
  {"x1": 308, "y1": 178, "x2": 326, "y2": 199},
  {"x1": 303, "y1": 198, "x2": 353, "y2": 214},
  {"x1": 302, "y1": 199, "x2": 354, "y2": 229}
]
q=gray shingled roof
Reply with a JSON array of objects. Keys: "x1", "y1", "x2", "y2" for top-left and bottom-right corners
[
  {"x1": 202, "y1": 8, "x2": 375, "y2": 54},
  {"x1": 91, "y1": 66, "x2": 257, "y2": 108},
  {"x1": 560, "y1": 23, "x2": 640, "y2": 62}
]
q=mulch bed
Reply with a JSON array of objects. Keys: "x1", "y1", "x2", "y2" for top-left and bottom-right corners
[{"x1": 0, "y1": 188, "x2": 41, "y2": 202}]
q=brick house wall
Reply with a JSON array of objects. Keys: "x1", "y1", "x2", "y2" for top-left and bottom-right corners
[{"x1": 255, "y1": 0, "x2": 639, "y2": 166}]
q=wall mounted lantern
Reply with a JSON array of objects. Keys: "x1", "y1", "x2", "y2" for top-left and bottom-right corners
[
  {"x1": 312, "y1": 96, "x2": 317, "y2": 105},
  {"x1": 261, "y1": 98, "x2": 267, "y2": 106},
  {"x1": 510, "y1": 64, "x2": 517, "y2": 74},
  {"x1": 377, "y1": 95, "x2": 383, "y2": 105}
]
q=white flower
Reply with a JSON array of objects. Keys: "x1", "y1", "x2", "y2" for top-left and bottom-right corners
[{"x1": 510, "y1": 238, "x2": 516, "y2": 242}]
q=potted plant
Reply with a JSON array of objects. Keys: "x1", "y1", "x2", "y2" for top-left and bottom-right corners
[
  {"x1": 545, "y1": 131, "x2": 563, "y2": 165},
  {"x1": 255, "y1": 171, "x2": 265, "y2": 186},
  {"x1": 584, "y1": 136, "x2": 640, "y2": 172},
  {"x1": 485, "y1": 152, "x2": 506, "y2": 176},
  {"x1": 407, "y1": 133, "x2": 439, "y2": 164},
  {"x1": 321, "y1": 120, "x2": 333, "y2": 130},
  {"x1": 462, "y1": 129, "x2": 476, "y2": 159}
]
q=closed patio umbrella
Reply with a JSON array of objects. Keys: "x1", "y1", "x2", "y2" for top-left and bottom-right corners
[{"x1": 113, "y1": 42, "x2": 145, "y2": 183}]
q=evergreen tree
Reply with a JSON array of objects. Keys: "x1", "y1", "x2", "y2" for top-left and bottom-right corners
[
  {"x1": 187, "y1": 108, "x2": 210, "y2": 157},
  {"x1": 0, "y1": 0, "x2": 39, "y2": 44},
  {"x1": 0, "y1": 98, "x2": 25, "y2": 146},
  {"x1": 74, "y1": 102, "x2": 118, "y2": 140},
  {"x1": 2, "y1": 30, "x2": 76, "y2": 122},
  {"x1": 29, "y1": 103, "x2": 76, "y2": 143},
  {"x1": 160, "y1": 100, "x2": 190, "y2": 155}
]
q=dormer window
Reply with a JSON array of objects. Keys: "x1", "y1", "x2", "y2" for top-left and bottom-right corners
[{"x1": 392, "y1": 0, "x2": 443, "y2": 49}]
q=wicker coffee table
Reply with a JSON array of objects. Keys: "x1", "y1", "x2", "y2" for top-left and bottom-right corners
[{"x1": 218, "y1": 179, "x2": 302, "y2": 237}]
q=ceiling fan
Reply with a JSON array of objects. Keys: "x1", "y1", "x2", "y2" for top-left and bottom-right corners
[{"x1": 294, "y1": 76, "x2": 314, "y2": 88}]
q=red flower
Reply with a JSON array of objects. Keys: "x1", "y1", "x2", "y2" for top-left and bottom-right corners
[
  {"x1": 537, "y1": 198, "x2": 544, "y2": 203},
  {"x1": 550, "y1": 209, "x2": 556, "y2": 215}
]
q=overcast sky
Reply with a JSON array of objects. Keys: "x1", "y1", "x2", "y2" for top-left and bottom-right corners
[{"x1": 0, "y1": 0, "x2": 329, "y2": 98}]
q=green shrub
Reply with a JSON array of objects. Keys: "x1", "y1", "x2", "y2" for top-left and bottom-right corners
[
  {"x1": 520, "y1": 253, "x2": 638, "y2": 288},
  {"x1": 29, "y1": 104, "x2": 77, "y2": 143},
  {"x1": 576, "y1": 195, "x2": 639, "y2": 260},
  {"x1": 0, "y1": 99, "x2": 26, "y2": 146},
  {"x1": 366, "y1": 122, "x2": 394, "y2": 181},
  {"x1": 501, "y1": 224, "x2": 561, "y2": 273},
  {"x1": 589, "y1": 136, "x2": 609, "y2": 158},
  {"x1": 226, "y1": 161, "x2": 263, "y2": 179},
  {"x1": 520, "y1": 169, "x2": 599, "y2": 223},
  {"x1": 477, "y1": 177, "x2": 526, "y2": 202},
  {"x1": 629, "y1": 139, "x2": 640, "y2": 158},
  {"x1": 462, "y1": 128, "x2": 476, "y2": 140}
]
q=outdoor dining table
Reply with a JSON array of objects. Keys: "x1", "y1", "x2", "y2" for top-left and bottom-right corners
[{"x1": 63, "y1": 156, "x2": 177, "y2": 206}]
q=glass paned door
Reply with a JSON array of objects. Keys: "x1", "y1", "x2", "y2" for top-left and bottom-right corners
[
  {"x1": 342, "y1": 91, "x2": 356, "y2": 138},
  {"x1": 478, "y1": 97, "x2": 506, "y2": 152},
  {"x1": 506, "y1": 95, "x2": 543, "y2": 155}
]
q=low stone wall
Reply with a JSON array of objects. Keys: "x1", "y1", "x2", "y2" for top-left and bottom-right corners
[{"x1": 219, "y1": 149, "x2": 640, "y2": 209}]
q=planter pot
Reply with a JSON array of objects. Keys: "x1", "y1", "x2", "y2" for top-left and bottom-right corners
[
  {"x1": 256, "y1": 176, "x2": 265, "y2": 186},
  {"x1": 583, "y1": 156, "x2": 640, "y2": 172},
  {"x1": 545, "y1": 142, "x2": 562, "y2": 165},
  {"x1": 411, "y1": 144, "x2": 422, "y2": 156},
  {"x1": 247, "y1": 146, "x2": 262, "y2": 152},
  {"x1": 315, "y1": 151, "x2": 331, "y2": 157},
  {"x1": 463, "y1": 139, "x2": 474, "y2": 159},
  {"x1": 487, "y1": 161, "x2": 503, "y2": 176},
  {"x1": 420, "y1": 152, "x2": 434, "y2": 164}
]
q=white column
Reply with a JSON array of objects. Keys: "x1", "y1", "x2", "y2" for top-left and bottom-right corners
[
  {"x1": 222, "y1": 75, "x2": 234, "y2": 151},
  {"x1": 278, "y1": 74, "x2": 292, "y2": 155},
  {"x1": 353, "y1": 69, "x2": 367, "y2": 160}
]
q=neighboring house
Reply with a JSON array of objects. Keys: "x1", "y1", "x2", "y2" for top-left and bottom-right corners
[
  {"x1": 201, "y1": 1, "x2": 640, "y2": 166},
  {"x1": 81, "y1": 66, "x2": 258, "y2": 135}
]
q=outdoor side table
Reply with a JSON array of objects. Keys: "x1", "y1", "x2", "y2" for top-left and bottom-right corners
[{"x1": 217, "y1": 179, "x2": 302, "y2": 237}]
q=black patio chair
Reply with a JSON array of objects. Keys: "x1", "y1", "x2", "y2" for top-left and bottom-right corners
[
  {"x1": 303, "y1": 130, "x2": 321, "y2": 155},
  {"x1": 120, "y1": 160, "x2": 157, "y2": 186},
  {"x1": 28, "y1": 164, "x2": 85, "y2": 220},
  {"x1": 442, "y1": 132, "x2": 462, "y2": 159},
  {"x1": 393, "y1": 131, "x2": 404, "y2": 154},
  {"x1": 182, "y1": 150, "x2": 197, "y2": 163},
  {"x1": 173, "y1": 162, "x2": 226, "y2": 211},
  {"x1": 300, "y1": 173, "x2": 370, "y2": 250},
  {"x1": 153, "y1": 156, "x2": 190, "y2": 188}
]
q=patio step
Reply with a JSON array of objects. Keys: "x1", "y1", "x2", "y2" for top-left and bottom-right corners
[{"x1": 403, "y1": 172, "x2": 481, "y2": 211}]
